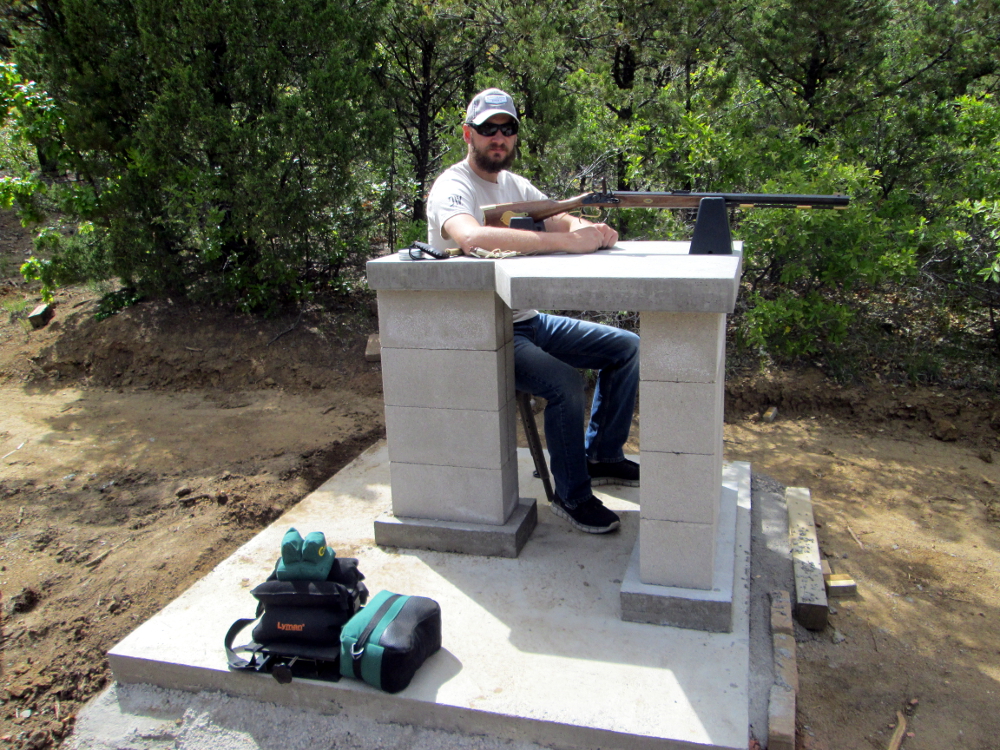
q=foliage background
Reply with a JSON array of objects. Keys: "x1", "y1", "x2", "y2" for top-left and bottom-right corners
[{"x1": 1, "y1": 0, "x2": 999, "y2": 384}]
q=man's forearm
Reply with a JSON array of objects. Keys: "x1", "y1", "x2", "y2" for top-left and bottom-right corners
[{"x1": 452, "y1": 224, "x2": 597, "y2": 255}]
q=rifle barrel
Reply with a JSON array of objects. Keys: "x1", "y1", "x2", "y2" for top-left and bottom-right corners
[
  {"x1": 590, "y1": 191, "x2": 850, "y2": 210},
  {"x1": 482, "y1": 190, "x2": 850, "y2": 227}
]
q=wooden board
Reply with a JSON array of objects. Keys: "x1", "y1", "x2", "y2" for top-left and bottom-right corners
[{"x1": 787, "y1": 487, "x2": 829, "y2": 630}]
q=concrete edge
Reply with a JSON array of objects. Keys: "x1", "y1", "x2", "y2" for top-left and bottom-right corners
[{"x1": 104, "y1": 659, "x2": 722, "y2": 750}]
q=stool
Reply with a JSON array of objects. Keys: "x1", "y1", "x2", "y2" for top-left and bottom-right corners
[{"x1": 515, "y1": 391, "x2": 555, "y2": 504}]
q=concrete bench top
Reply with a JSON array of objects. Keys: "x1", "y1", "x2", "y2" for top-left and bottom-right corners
[{"x1": 367, "y1": 241, "x2": 743, "y2": 313}]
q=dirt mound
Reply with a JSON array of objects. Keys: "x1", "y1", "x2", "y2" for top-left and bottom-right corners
[
  {"x1": 727, "y1": 368, "x2": 1000, "y2": 449},
  {"x1": 3, "y1": 290, "x2": 381, "y2": 396}
]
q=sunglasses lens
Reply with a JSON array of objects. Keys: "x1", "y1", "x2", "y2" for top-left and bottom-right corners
[{"x1": 474, "y1": 122, "x2": 517, "y2": 136}]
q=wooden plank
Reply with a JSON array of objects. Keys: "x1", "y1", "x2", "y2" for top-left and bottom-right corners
[
  {"x1": 821, "y1": 559, "x2": 833, "y2": 576},
  {"x1": 787, "y1": 487, "x2": 829, "y2": 630}
]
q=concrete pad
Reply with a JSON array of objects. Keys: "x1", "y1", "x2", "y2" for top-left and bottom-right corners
[
  {"x1": 107, "y1": 444, "x2": 752, "y2": 750},
  {"x1": 374, "y1": 499, "x2": 537, "y2": 558}
]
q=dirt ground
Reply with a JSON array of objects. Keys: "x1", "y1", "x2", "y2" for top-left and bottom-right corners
[{"x1": 1, "y1": 208, "x2": 999, "y2": 749}]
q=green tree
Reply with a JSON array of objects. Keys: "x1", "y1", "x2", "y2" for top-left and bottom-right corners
[
  {"x1": 7, "y1": 0, "x2": 392, "y2": 311},
  {"x1": 378, "y1": 0, "x2": 489, "y2": 224}
]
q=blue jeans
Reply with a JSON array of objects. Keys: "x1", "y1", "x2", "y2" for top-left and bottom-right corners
[{"x1": 513, "y1": 313, "x2": 639, "y2": 507}]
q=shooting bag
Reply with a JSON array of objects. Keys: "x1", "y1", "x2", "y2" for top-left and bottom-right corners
[
  {"x1": 225, "y1": 530, "x2": 368, "y2": 684},
  {"x1": 339, "y1": 589, "x2": 442, "y2": 693}
]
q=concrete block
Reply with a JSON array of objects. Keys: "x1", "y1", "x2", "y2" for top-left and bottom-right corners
[
  {"x1": 639, "y1": 517, "x2": 717, "y2": 590},
  {"x1": 639, "y1": 451, "x2": 720, "y2": 525},
  {"x1": 381, "y1": 347, "x2": 510, "y2": 411},
  {"x1": 374, "y1": 499, "x2": 537, "y2": 558},
  {"x1": 772, "y1": 632, "x2": 798, "y2": 694},
  {"x1": 384, "y1": 404, "x2": 514, "y2": 471},
  {"x1": 770, "y1": 590, "x2": 794, "y2": 636},
  {"x1": 768, "y1": 684, "x2": 796, "y2": 750},
  {"x1": 787, "y1": 486, "x2": 829, "y2": 630},
  {"x1": 365, "y1": 333, "x2": 381, "y2": 362},
  {"x1": 825, "y1": 574, "x2": 857, "y2": 597},
  {"x1": 640, "y1": 381, "x2": 722, "y2": 454},
  {"x1": 639, "y1": 312, "x2": 725, "y2": 383},
  {"x1": 388, "y1": 458, "x2": 518, "y2": 525},
  {"x1": 377, "y1": 290, "x2": 508, "y2": 351},
  {"x1": 367, "y1": 254, "x2": 497, "y2": 292}
]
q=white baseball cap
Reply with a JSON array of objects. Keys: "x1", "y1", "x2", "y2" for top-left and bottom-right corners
[{"x1": 465, "y1": 88, "x2": 519, "y2": 125}]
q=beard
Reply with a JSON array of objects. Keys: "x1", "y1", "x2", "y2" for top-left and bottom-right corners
[{"x1": 471, "y1": 141, "x2": 516, "y2": 174}]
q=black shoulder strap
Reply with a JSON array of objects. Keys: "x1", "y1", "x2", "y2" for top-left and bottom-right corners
[
  {"x1": 225, "y1": 618, "x2": 262, "y2": 670},
  {"x1": 351, "y1": 594, "x2": 402, "y2": 680}
]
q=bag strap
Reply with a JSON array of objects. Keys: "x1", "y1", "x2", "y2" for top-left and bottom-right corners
[
  {"x1": 225, "y1": 618, "x2": 262, "y2": 671},
  {"x1": 350, "y1": 594, "x2": 401, "y2": 679}
]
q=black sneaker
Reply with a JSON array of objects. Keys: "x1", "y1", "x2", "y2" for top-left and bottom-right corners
[
  {"x1": 588, "y1": 458, "x2": 640, "y2": 487},
  {"x1": 551, "y1": 495, "x2": 621, "y2": 534}
]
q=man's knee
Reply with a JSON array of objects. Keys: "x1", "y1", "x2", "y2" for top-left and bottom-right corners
[
  {"x1": 615, "y1": 328, "x2": 640, "y2": 366},
  {"x1": 517, "y1": 359, "x2": 585, "y2": 406}
]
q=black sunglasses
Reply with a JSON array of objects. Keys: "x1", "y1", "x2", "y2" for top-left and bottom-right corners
[{"x1": 469, "y1": 120, "x2": 519, "y2": 137}]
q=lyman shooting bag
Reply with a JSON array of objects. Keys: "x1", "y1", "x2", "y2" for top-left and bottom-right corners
[{"x1": 225, "y1": 528, "x2": 368, "y2": 683}]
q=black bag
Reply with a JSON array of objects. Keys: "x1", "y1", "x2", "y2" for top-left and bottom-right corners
[
  {"x1": 339, "y1": 590, "x2": 442, "y2": 693},
  {"x1": 225, "y1": 559, "x2": 368, "y2": 683}
]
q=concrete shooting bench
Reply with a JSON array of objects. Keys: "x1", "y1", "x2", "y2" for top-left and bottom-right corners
[{"x1": 367, "y1": 240, "x2": 743, "y2": 631}]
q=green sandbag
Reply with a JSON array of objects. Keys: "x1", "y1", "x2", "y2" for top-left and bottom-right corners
[{"x1": 275, "y1": 527, "x2": 335, "y2": 581}]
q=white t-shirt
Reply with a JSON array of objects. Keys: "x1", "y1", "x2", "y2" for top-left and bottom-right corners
[{"x1": 426, "y1": 159, "x2": 546, "y2": 322}]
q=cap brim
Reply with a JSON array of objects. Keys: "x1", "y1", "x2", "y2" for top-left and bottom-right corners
[{"x1": 469, "y1": 108, "x2": 519, "y2": 125}]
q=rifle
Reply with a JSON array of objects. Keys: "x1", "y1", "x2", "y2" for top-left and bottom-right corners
[{"x1": 482, "y1": 190, "x2": 850, "y2": 255}]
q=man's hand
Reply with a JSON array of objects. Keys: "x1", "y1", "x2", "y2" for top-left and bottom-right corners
[
  {"x1": 591, "y1": 222, "x2": 619, "y2": 248},
  {"x1": 564, "y1": 225, "x2": 613, "y2": 253},
  {"x1": 548, "y1": 216, "x2": 618, "y2": 250}
]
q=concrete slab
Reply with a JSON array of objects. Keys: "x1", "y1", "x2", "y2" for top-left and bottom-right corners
[
  {"x1": 368, "y1": 253, "x2": 497, "y2": 291},
  {"x1": 494, "y1": 242, "x2": 743, "y2": 313},
  {"x1": 107, "y1": 444, "x2": 751, "y2": 750},
  {"x1": 622, "y1": 461, "x2": 749, "y2": 631}
]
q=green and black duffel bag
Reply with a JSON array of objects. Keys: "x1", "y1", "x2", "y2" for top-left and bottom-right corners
[{"x1": 340, "y1": 589, "x2": 442, "y2": 693}]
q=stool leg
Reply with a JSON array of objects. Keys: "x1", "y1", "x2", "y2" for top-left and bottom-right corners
[{"x1": 517, "y1": 391, "x2": 555, "y2": 504}]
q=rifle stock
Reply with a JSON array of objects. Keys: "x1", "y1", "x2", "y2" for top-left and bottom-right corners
[{"x1": 482, "y1": 190, "x2": 850, "y2": 228}]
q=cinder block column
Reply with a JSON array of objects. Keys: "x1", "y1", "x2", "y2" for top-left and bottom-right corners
[
  {"x1": 378, "y1": 289, "x2": 517, "y2": 526},
  {"x1": 638, "y1": 312, "x2": 726, "y2": 589}
]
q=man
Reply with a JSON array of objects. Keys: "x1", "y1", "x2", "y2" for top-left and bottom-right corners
[{"x1": 425, "y1": 88, "x2": 640, "y2": 535}]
